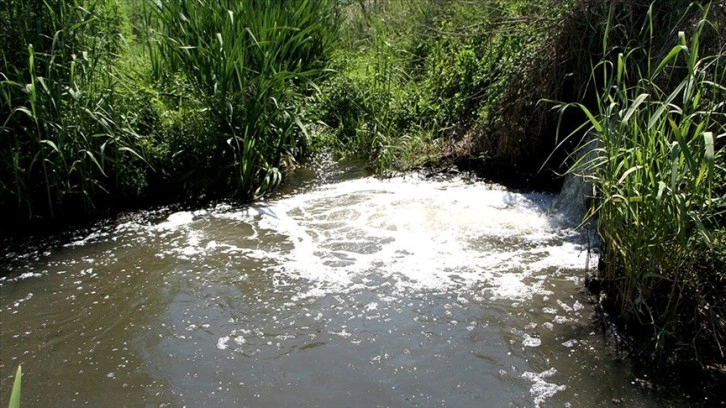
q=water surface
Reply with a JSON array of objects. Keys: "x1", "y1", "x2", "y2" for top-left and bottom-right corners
[{"x1": 0, "y1": 165, "x2": 684, "y2": 407}]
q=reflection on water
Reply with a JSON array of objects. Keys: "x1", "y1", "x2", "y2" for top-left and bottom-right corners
[{"x1": 0, "y1": 162, "x2": 688, "y2": 407}]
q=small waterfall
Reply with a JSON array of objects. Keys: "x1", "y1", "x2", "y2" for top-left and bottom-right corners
[
  {"x1": 552, "y1": 132, "x2": 600, "y2": 226},
  {"x1": 551, "y1": 133, "x2": 602, "y2": 276},
  {"x1": 554, "y1": 171, "x2": 594, "y2": 225}
]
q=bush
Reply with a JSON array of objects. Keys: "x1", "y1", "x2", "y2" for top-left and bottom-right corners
[{"x1": 316, "y1": 0, "x2": 569, "y2": 173}]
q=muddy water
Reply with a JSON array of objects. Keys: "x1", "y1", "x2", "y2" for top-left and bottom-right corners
[{"x1": 0, "y1": 165, "x2": 686, "y2": 407}]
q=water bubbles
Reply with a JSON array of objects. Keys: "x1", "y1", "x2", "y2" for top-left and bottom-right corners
[
  {"x1": 562, "y1": 340, "x2": 578, "y2": 348},
  {"x1": 522, "y1": 334, "x2": 542, "y2": 348},
  {"x1": 522, "y1": 368, "x2": 567, "y2": 408},
  {"x1": 557, "y1": 299, "x2": 574, "y2": 313},
  {"x1": 217, "y1": 336, "x2": 230, "y2": 350},
  {"x1": 155, "y1": 211, "x2": 195, "y2": 231}
]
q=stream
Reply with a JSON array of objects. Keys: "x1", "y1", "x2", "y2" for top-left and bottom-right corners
[{"x1": 0, "y1": 159, "x2": 691, "y2": 407}]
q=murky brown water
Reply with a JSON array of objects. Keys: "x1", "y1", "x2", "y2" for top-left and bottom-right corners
[{"x1": 0, "y1": 162, "x2": 693, "y2": 407}]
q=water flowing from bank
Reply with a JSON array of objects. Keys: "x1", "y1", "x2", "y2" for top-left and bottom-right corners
[{"x1": 0, "y1": 161, "x2": 686, "y2": 407}]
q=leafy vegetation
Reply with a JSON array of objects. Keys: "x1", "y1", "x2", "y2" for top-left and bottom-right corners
[
  {"x1": 1, "y1": 0, "x2": 338, "y2": 228},
  {"x1": 553, "y1": 1, "x2": 725, "y2": 367},
  {"x1": 1, "y1": 0, "x2": 146, "y2": 224},
  {"x1": 316, "y1": 0, "x2": 573, "y2": 176},
  {"x1": 149, "y1": 0, "x2": 338, "y2": 196}
]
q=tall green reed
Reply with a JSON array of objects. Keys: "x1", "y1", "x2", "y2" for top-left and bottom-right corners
[
  {"x1": 150, "y1": 0, "x2": 338, "y2": 197},
  {"x1": 7, "y1": 365, "x2": 22, "y2": 408},
  {"x1": 1, "y1": 0, "x2": 148, "y2": 222},
  {"x1": 556, "y1": 2, "x2": 725, "y2": 361}
]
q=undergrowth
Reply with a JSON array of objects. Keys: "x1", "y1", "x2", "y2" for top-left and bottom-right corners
[{"x1": 315, "y1": 0, "x2": 572, "y2": 175}]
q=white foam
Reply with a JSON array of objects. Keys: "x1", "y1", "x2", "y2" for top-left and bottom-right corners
[
  {"x1": 48, "y1": 176, "x2": 589, "y2": 304},
  {"x1": 562, "y1": 340, "x2": 578, "y2": 348},
  {"x1": 522, "y1": 368, "x2": 567, "y2": 408},
  {"x1": 65, "y1": 230, "x2": 110, "y2": 247},
  {"x1": 203, "y1": 177, "x2": 588, "y2": 300},
  {"x1": 522, "y1": 334, "x2": 542, "y2": 348},
  {"x1": 217, "y1": 336, "x2": 230, "y2": 350},
  {"x1": 155, "y1": 211, "x2": 195, "y2": 230},
  {"x1": 0, "y1": 273, "x2": 44, "y2": 288}
]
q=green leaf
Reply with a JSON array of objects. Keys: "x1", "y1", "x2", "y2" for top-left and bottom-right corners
[
  {"x1": 40, "y1": 139, "x2": 61, "y2": 154},
  {"x1": 622, "y1": 93, "x2": 648, "y2": 124},
  {"x1": 579, "y1": 104, "x2": 603, "y2": 133},
  {"x1": 703, "y1": 131, "x2": 714, "y2": 164},
  {"x1": 84, "y1": 150, "x2": 107, "y2": 177},
  {"x1": 118, "y1": 146, "x2": 148, "y2": 163},
  {"x1": 8, "y1": 365, "x2": 21, "y2": 408},
  {"x1": 618, "y1": 165, "x2": 643, "y2": 184},
  {"x1": 656, "y1": 181, "x2": 667, "y2": 200},
  {"x1": 653, "y1": 44, "x2": 685, "y2": 76}
]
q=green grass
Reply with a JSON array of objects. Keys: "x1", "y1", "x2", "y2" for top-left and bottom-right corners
[
  {"x1": 1, "y1": 0, "x2": 148, "y2": 222},
  {"x1": 0, "y1": 0, "x2": 340, "y2": 226},
  {"x1": 7, "y1": 365, "x2": 21, "y2": 408},
  {"x1": 149, "y1": 0, "x2": 339, "y2": 197},
  {"x1": 556, "y1": 2, "x2": 725, "y2": 364},
  {"x1": 316, "y1": 0, "x2": 567, "y2": 172}
]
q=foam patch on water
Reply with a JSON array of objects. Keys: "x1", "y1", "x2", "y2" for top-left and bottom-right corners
[
  {"x1": 155, "y1": 211, "x2": 196, "y2": 230},
  {"x1": 64, "y1": 230, "x2": 111, "y2": 247},
  {"x1": 201, "y1": 177, "x2": 589, "y2": 299},
  {"x1": 522, "y1": 334, "x2": 542, "y2": 348},
  {"x1": 522, "y1": 368, "x2": 567, "y2": 407},
  {"x1": 217, "y1": 336, "x2": 230, "y2": 350},
  {"x1": 34, "y1": 176, "x2": 589, "y2": 304}
]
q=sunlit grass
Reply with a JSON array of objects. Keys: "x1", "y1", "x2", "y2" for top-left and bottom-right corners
[
  {"x1": 149, "y1": 0, "x2": 339, "y2": 197},
  {"x1": 8, "y1": 365, "x2": 21, "y2": 408},
  {"x1": 555, "y1": 2, "x2": 725, "y2": 362},
  {"x1": 1, "y1": 0, "x2": 148, "y2": 220}
]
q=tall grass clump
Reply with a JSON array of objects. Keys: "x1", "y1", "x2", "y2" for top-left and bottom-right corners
[
  {"x1": 562, "y1": 3, "x2": 725, "y2": 365},
  {"x1": 148, "y1": 0, "x2": 339, "y2": 197},
  {"x1": 489, "y1": 0, "x2": 724, "y2": 187},
  {"x1": 0, "y1": 0, "x2": 149, "y2": 226}
]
